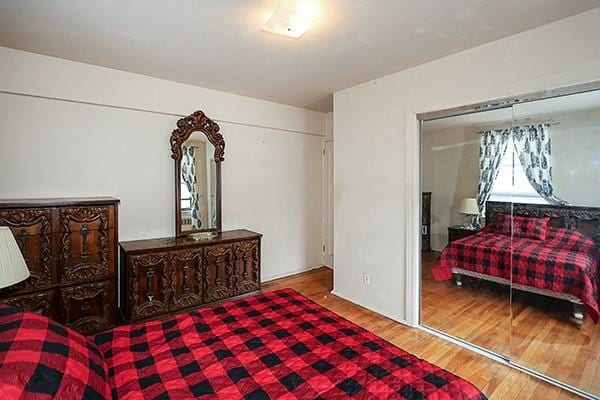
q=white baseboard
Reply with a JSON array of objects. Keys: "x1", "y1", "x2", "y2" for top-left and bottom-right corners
[
  {"x1": 330, "y1": 289, "x2": 408, "y2": 326},
  {"x1": 261, "y1": 265, "x2": 326, "y2": 283}
]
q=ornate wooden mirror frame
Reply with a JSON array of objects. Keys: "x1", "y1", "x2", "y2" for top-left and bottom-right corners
[{"x1": 170, "y1": 110, "x2": 225, "y2": 237}]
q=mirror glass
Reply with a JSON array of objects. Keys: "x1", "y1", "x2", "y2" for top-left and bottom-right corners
[
  {"x1": 509, "y1": 88, "x2": 600, "y2": 397},
  {"x1": 420, "y1": 107, "x2": 514, "y2": 358},
  {"x1": 421, "y1": 86, "x2": 600, "y2": 398},
  {"x1": 180, "y1": 133, "x2": 218, "y2": 232}
]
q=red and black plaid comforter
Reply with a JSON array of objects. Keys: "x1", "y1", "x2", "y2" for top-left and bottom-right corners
[
  {"x1": 432, "y1": 226, "x2": 600, "y2": 322},
  {"x1": 94, "y1": 289, "x2": 486, "y2": 399}
]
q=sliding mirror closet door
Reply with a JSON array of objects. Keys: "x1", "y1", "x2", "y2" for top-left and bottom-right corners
[
  {"x1": 421, "y1": 107, "x2": 514, "y2": 357},
  {"x1": 509, "y1": 90, "x2": 600, "y2": 398}
]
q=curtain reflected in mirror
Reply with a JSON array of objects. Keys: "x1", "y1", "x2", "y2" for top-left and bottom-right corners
[
  {"x1": 180, "y1": 134, "x2": 217, "y2": 232},
  {"x1": 421, "y1": 87, "x2": 600, "y2": 398}
]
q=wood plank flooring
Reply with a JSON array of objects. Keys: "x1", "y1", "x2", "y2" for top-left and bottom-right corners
[
  {"x1": 421, "y1": 251, "x2": 599, "y2": 397},
  {"x1": 263, "y1": 266, "x2": 590, "y2": 399}
]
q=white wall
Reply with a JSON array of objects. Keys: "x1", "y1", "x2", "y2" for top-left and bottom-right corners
[
  {"x1": 421, "y1": 126, "x2": 480, "y2": 251},
  {"x1": 333, "y1": 8, "x2": 600, "y2": 324},
  {"x1": 550, "y1": 109, "x2": 600, "y2": 207},
  {"x1": 0, "y1": 47, "x2": 327, "y2": 281}
]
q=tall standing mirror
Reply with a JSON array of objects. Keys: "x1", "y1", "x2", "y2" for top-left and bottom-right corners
[{"x1": 170, "y1": 110, "x2": 225, "y2": 237}]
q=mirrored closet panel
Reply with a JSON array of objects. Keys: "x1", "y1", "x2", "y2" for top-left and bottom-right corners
[
  {"x1": 421, "y1": 86, "x2": 600, "y2": 399},
  {"x1": 421, "y1": 107, "x2": 514, "y2": 358},
  {"x1": 509, "y1": 90, "x2": 600, "y2": 395}
]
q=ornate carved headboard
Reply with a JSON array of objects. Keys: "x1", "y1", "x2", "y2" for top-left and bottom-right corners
[{"x1": 485, "y1": 201, "x2": 600, "y2": 248}]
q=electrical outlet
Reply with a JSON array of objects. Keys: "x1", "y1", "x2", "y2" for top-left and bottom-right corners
[{"x1": 363, "y1": 272, "x2": 371, "y2": 285}]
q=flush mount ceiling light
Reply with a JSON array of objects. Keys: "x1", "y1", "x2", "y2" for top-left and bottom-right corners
[{"x1": 261, "y1": 3, "x2": 319, "y2": 38}]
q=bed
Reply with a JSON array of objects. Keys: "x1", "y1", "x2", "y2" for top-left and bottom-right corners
[
  {"x1": 0, "y1": 289, "x2": 486, "y2": 399},
  {"x1": 432, "y1": 201, "x2": 600, "y2": 322}
]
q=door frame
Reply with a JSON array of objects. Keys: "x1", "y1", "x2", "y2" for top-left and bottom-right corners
[{"x1": 322, "y1": 139, "x2": 334, "y2": 268}]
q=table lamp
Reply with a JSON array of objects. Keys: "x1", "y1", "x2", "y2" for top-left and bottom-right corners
[
  {"x1": 458, "y1": 198, "x2": 480, "y2": 229},
  {"x1": 0, "y1": 227, "x2": 30, "y2": 289}
]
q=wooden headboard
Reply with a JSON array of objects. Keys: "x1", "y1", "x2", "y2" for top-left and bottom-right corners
[{"x1": 485, "y1": 201, "x2": 600, "y2": 248}]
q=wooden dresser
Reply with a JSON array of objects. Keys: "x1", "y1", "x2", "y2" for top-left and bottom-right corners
[
  {"x1": 0, "y1": 197, "x2": 119, "y2": 334},
  {"x1": 120, "y1": 229, "x2": 261, "y2": 323}
]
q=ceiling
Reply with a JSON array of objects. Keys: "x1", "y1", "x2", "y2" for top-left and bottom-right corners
[{"x1": 1, "y1": 1, "x2": 600, "y2": 112}]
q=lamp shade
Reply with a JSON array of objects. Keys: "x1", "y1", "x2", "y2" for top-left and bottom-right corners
[
  {"x1": 0, "y1": 227, "x2": 30, "y2": 289},
  {"x1": 457, "y1": 198, "x2": 479, "y2": 215}
]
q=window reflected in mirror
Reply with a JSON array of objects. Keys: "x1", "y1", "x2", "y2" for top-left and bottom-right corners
[{"x1": 180, "y1": 134, "x2": 217, "y2": 232}]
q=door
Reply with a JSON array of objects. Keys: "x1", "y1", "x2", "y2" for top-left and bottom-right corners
[{"x1": 322, "y1": 140, "x2": 334, "y2": 268}]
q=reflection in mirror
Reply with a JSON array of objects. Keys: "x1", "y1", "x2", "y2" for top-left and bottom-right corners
[
  {"x1": 180, "y1": 134, "x2": 217, "y2": 232},
  {"x1": 509, "y1": 89, "x2": 600, "y2": 397},
  {"x1": 421, "y1": 87, "x2": 600, "y2": 398},
  {"x1": 420, "y1": 107, "x2": 514, "y2": 358},
  {"x1": 171, "y1": 109, "x2": 224, "y2": 238}
]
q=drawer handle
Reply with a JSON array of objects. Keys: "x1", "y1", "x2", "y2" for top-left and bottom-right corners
[
  {"x1": 15, "y1": 229, "x2": 29, "y2": 262},
  {"x1": 182, "y1": 264, "x2": 190, "y2": 293},
  {"x1": 80, "y1": 223, "x2": 90, "y2": 259},
  {"x1": 145, "y1": 269, "x2": 155, "y2": 302}
]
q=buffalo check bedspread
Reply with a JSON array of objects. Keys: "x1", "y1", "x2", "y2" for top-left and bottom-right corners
[
  {"x1": 432, "y1": 226, "x2": 600, "y2": 322},
  {"x1": 93, "y1": 289, "x2": 486, "y2": 399}
]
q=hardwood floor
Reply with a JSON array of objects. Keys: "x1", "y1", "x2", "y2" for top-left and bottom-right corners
[
  {"x1": 263, "y1": 266, "x2": 588, "y2": 399},
  {"x1": 422, "y1": 251, "x2": 599, "y2": 397}
]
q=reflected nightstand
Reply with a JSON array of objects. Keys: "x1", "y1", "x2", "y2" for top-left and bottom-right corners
[{"x1": 448, "y1": 226, "x2": 481, "y2": 243}]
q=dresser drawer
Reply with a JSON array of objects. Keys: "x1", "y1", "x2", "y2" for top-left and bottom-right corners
[
  {"x1": 233, "y1": 240, "x2": 260, "y2": 295},
  {"x1": 58, "y1": 229, "x2": 114, "y2": 259},
  {"x1": 203, "y1": 244, "x2": 235, "y2": 303},
  {"x1": 0, "y1": 290, "x2": 56, "y2": 317},
  {"x1": 0, "y1": 209, "x2": 54, "y2": 291},
  {"x1": 58, "y1": 280, "x2": 116, "y2": 335},
  {"x1": 57, "y1": 222, "x2": 114, "y2": 279},
  {"x1": 3, "y1": 258, "x2": 55, "y2": 294},
  {"x1": 128, "y1": 252, "x2": 172, "y2": 322},
  {"x1": 0, "y1": 208, "x2": 53, "y2": 236},
  {"x1": 59, "y1": 206, "x2": 114, "y2": 232},
  {"x1": 57, "y1": 228, "x2": 115, "y2": 284},
  {"x1": 169, "y1": 249, "x2": 203, "y2": 310},
  {"x1": 58, "y1": 250, "x2": 115, "y2": 284}
]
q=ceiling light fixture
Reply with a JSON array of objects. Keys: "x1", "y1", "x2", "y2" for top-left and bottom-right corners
[{"x1": 261, "y1": 2, "x2": 319, "y2": 39}]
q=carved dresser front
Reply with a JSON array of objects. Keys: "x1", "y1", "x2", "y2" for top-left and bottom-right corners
[
  {"x1": 120, "y1": 229, "x2": 261, "y2": 323},
  {"x1": 0, "y1": 197, "x2": 119, "y2": 334}
]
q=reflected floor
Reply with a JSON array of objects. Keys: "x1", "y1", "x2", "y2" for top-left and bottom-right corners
[{"x1": 422, "y1": 251, "x2": 600, "y2": 395}]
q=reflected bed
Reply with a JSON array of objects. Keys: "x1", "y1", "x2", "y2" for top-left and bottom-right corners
[{"x1": 432, "y1": 202, "x2": 600, "y2": 322}]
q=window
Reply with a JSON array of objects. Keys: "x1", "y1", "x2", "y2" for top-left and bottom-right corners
[
  {"x1": 489, "y1": 136, "x2": 546, "y2": 204},
  {"x1": 181, "y1": 182, "x2": 192, "y2": 211}
]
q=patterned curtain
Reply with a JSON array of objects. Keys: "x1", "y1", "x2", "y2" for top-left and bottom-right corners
[
  {"x1": 181, "y1": 146, "x2": 202, "y2": 229},
  {"x1": 512, "y1": 124, "x2": 568, "y2": 205},
  {"x1": 476, "y1": 129, "x2": 510, "y2": 219}
]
